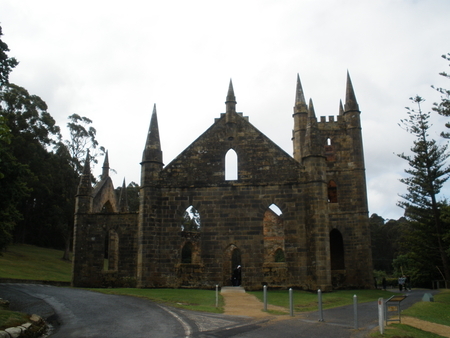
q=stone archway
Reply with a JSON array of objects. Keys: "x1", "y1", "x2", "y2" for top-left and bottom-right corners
[{"x1": 223, "y1": 244, "x2": 241, "y2": 286}]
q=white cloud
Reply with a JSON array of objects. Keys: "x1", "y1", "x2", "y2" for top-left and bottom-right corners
[{"x1": 3, "y1": 0, "x2": 450, "y2": 220}]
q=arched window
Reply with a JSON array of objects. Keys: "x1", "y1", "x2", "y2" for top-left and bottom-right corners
[
  {"x1": 274, "y1": 248, "x2": 285, "y2": 262},
  {"x1": 225, "y1": 149, "x2": 238, "y2": 180},
  {"x1": 181, "y1": 205, "x2": 201, "y2": 232},
  {"x1": 330, "y1": 229, "x2": 345, "y2": 270},
  {"x1": 328, "y1": 180, "x2": 338, "y2": 203},
  {"x1": 325, "y1": 138, "x2": 336, "y2": 162},
  {"x1": 181, "y1": 242, "x2": 193, "y2": 263}
]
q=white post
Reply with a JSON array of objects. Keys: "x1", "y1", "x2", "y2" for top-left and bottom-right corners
[
  {"x1": 378, "y1": 298, "x2": 384, "y2": 334},
  {"x1": 289, "y1": 288, "x2": 294, "y2": 317},
  {"x1": 263, "y1": 285, "x2": 267, "y2": 312},
  {"x1": 215, "y1": 285, "x2": 219, "y2": 308},
  {"x1": 353, "y1": 294, "x2": 358, "y2": 329},
  {"x1": 318, "y1": 289, "x2": 324, "y2": 322}
]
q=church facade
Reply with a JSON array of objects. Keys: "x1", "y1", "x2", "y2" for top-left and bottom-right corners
[{"x1": 72, "y1": 74, "x2": 374, "y2": 291}]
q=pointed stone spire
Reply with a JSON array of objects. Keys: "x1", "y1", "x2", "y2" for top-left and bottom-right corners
[
  {"x1": 101, "y1": 151, "x2": 109, "y2": 180},
  {"x1": 308, "y1": 98, "x2": 316, "y2": 118},
  {"x1": 225, "y1": 79, "x2": 237, "y2": 124},
  {"x1": 118, "y1": 178, "x2": 129, "y2": 212},
  {"x1": 76, "y1": 150, "x2": 92, "y2": 203},
  {"x1": 294, "y1": 74, "x2": 308, "y2": 113},
  {"x1": 142, "y1": 104, "x2": 163, "y2": 164},
  {"x1": 339, "y1": 100, "x2": 344, "y2": 115},
  {"x1": 82, "y1": 150, "x2": 91, "y2": 176},
  {"x1": 344, "y1": 71, "x2": 359, "y2": 112}
]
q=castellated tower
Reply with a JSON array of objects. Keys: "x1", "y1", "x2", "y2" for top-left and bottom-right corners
[{"x1": 72, "y1": 74, "x2": 373, "y2": 290}]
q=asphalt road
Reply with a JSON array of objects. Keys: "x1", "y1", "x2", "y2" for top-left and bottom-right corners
[{"x1": 0, "y1": 284, "x2": 438, "y2": 338}]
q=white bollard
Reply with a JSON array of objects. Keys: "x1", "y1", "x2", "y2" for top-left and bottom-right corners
[{"x1": 378, "y1": 298, "x2": 384, "y2": 334}]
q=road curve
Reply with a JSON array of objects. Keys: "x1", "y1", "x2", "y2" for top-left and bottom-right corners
[{"x1": 0, "y1": 284, "x2": 188, "y2": 337}]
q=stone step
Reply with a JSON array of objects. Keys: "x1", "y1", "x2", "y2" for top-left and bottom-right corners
[{"x1": 220, "y1": 286, "x2": 245, "y2": 293}]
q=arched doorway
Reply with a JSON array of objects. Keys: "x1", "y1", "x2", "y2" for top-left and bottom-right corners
[{"x1": 223, "y1": 244, "x2": 242, "y2": 286}]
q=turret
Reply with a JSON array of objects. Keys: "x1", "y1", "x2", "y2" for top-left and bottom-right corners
[
  {"x1": 118, "y1": 178, "x2": 129, "y2": 212},
  {"x1": 75, "y1": 150, "x2": 93, "y2": 214},
  {"x1": 225, "y1": 79, "x2": 237, "y2": 124},
  {"x1": 141, "y1": 104, "x2": 163, "y2": 187},
  {"x1": 101, "y1": 151, "x2": 109, "y2": 180},
  {"x1": 292, "y1": 74, "x2": 309, "y2": 162}
]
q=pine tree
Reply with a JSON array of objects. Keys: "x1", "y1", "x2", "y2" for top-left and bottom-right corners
[{"x1": 397, "y1": 95, "x2": 450, "y2": 281}]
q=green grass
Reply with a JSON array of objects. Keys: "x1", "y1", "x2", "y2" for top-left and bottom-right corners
[
  {"x1": 370, "y1": 323, "x2": 445, "y2": 338},
  {"x1": 248, "y1": 289, "x2": 397, "y2": 312},
  {"x1": 402, "y1": 289, "x2": 450, "y2": 327},
  {"x1": 0, "y1": 244, "x2": 72, "y2": 281},
  {"x1": 88, "y1": 288, "x2": 224, "y2": 313},
  {"x1": 0, "y1": 309, "x2": 30, "y2": 330}
]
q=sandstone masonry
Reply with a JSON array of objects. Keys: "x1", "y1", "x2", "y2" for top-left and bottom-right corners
[{"x1": 72, "y1": 74, "x2": 373, "y2": 291}]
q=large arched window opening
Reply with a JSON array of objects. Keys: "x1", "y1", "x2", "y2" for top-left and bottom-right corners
[
  {"x1": 225, "y1": 149, "x2": 238, "y2": 180},
  {"x1": 181, "y1": 205, "x2": 201, "y2": 232},
  {"x1": 263, "y1": 204, "x2": 285, "y2": 263},
  {"x1": 330, "y1": 229, "x2": 345, "y2": 270}
]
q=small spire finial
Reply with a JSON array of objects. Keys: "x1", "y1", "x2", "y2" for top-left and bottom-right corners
[
  {"x1": 294, "y1": 74, "x2": 308, "y2": 112},
  {"x1": 101, "y1": 151, "x2": 109, "y2": 179},
  {"x1": 344, "y1": 71, "x2": 359, "y2": 112},
  {"x1": 142, "y1": 104, "x2": 163, "y2": 163}
]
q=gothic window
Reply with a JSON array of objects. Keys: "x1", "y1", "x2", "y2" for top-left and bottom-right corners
[
  {"x1": 101, "y1": 201, "x2": 114, "y2": 213},
  {"x1": 181, "y1": 242, "x2": 193, "y2": 263},
  {"x1": 330, "y1": 229, "x2": 345, "y2": 270},
  {"x1": 181, "y1": 205, "x2": 201, "y2": 232},
  {"x1": 225, "y1": 149, "x2": 238, "y2": 180},
  {"x1": 274, "y1": 248, "x2": 285, "y2": 262},
  {"x1": 325, "y1": 137, "x2": 336, "y2": 162},
  {"x1": 263, "y1": 204, "x2": 285, "y2": 263},
  {"x1": 328, "y1": 180, "x2": 338, "y2": 203}
]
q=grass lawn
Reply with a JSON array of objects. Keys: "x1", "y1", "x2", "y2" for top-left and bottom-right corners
[
  {"x1": 402, "y1": 289, "x2": 450, "y2": 327},
  {"x1": 248, "y1": 289, "x2": 397, "y2": 312},
  {"x1": 0, "y1": 309, "x2": 30, "y2": 330},
  {"x1": 89, "y1": 288, "x2": 224, "y2": 313},
  {"x1": 0, "y1": 244, "x2": 72, "y2": 282},
  {"x1": 370, "y1": 323, "x2": 446, "y2": 338}
]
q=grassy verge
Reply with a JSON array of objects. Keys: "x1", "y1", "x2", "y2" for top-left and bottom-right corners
[
  {"x1": 402, "y1": 289, "x2": 450, "y2": 326},
  {"x1": 370, "y1": 323, "x2": 445, "y2": 338},
  {"x1": 0, "y1": 244, "x2": 72, "y2": 282},
  {"x1": 89, "y1": 288, "x2": 224, "y2": 313},
  {"x1": 0, "y1": 309, "x2": 29, "y2": 330},
  {"x1": 248, "y1": 289, "x2": 396, "y2": 312}
]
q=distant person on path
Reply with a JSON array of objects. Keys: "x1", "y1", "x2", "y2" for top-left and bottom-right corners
[
  {"x1": 398, "y1": 276, "x2": 406, "y2": 291},
  {"x1": 232, "y1": 265, "x2": 241, "y2": 286},
  {"x1": 382, "y1": 277, "x2": 387, "y2": 290}
]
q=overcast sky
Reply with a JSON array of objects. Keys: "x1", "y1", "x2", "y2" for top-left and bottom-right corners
[{"x1": 3, "y1": 0, "x2": 450, "y2": 220}]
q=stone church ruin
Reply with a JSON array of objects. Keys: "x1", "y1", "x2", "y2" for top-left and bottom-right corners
[{"x1": 72, "y1": 73, "x2": 374, "y2": 291}]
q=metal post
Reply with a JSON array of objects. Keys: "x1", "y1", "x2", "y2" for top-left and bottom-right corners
[
  {"x1": 353, "y1": 294, "x2": 358, "y2": 329},
  {"x1": 378, "y1": 298, "x2": 384, "y2": 335},
  {"x1": 289, "y1": 288, "x2": 294, "y2": 317},
  {"x1": 263, "y1": 285, "x2": 267, "y2": 312},
  {"x1": 318, "y1": 289, "x2": 324, "y2": 322},
  {"x1": 215, "y1": 285, "x2": 219, "y2": 308}
]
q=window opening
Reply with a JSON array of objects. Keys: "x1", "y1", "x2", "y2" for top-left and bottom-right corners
[
  {"x1": 328, "y1": 180, "x2": 338, "y2": 203},
  {"x1": 330, "y1": 229, "x2": 345, "y2": 270},
  {"x1": 327, "y1": 137, "x2": 332, "y2": 146},
  {"x1": 274, "y1": 248, "x2": 285, "y2": 262},
  {"x1": 181, "y1": 242, "x2": 193, "y2": 263},
  {"x1": 225, "y1": 149, "x2": 238, "y2": 180},
  {"x1": 181, "y1": 205, "x2": 201, "y2": 232},
  {"x1": 269, "y1": 203, "x2": 282, "y2": 216}
]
